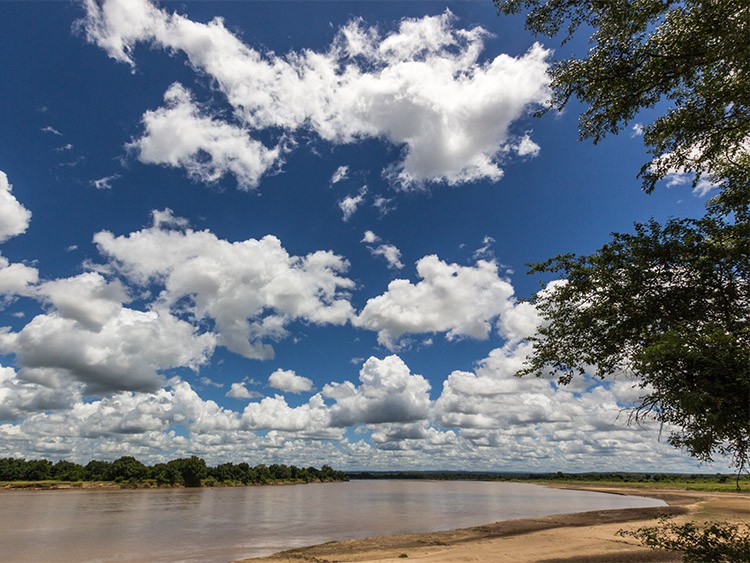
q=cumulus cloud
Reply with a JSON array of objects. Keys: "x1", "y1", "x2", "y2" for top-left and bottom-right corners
[
  {"x1": 369, "y1": 244, "x2": 404, "y2": 270},
  {"x1": 338, "y1": 187, "x2": 367, "y2": 221},
  {"x1": 82, "y1": 1, "x2": 550, "y2": 189},
  {"x1": 514, "y1": 134, "x2": 541, "y2": 157},
  {"x1": 225, "y1": 382, "x2": 262, "y2": 400},
  {"x1": 241, "y1": 393, "x2": 332, "y2": 435},
  {"x1": 323, "y1": 355, "x2": 431, "y2": 427},
  {"x1": 330, "y1": 165, "x2": 349, "y2": 184},
  {"x1": 0, "y1": 364, "x2": 78, "y2": 421},
  {"x1": 361, "y1": 230, "x2": 380, "y2": 244},
  {"x1": 0, "y1": 351, "x2": 720, "y2": 472},
  {"x1": 429, "y1": 341, "x2": 691, "y2": 470},
  {"x1": 355, "y1": 256, "x2": 514, "y2": 348},
  {"x1": 268, "y1": 368, "x2": 314, "y2": 394},
  {"x1": 361, "y1": 231, "x2": 404, "y2": 270},
  {"x1": 36, "y1": 272, "x2": 129, "y2": 331},
  {"x1": 0, "y1": 171, "x2": 32, "y2": 243},
  {"x1": 0, "y1": 307, "x2": 216, "y2": 394},
  {"x1": 129, "y1": 84, "x2": 283, "y2": 190},
  {"x1": 94, "y1": 210, "x2": 355, "y2": 359},
  {"x1": 0, "y1": 256, "x2": 38, "y2": 296},
  {"x1": 0, "y1": 171, "x2": 38, "y2": 298}
]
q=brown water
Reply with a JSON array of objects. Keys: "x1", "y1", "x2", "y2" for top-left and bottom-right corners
[{"x1": 0, "y1": 480, "x2": 664, "y2": 562}]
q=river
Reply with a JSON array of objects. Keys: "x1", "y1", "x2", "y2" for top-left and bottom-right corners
[{"x1": 0, "y1": 480, "x2": 665, "y2": 562}]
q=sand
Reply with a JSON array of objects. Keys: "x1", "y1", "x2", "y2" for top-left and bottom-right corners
[{"x1": 239, "y1": 484, "x2": 749, "y2": 563}]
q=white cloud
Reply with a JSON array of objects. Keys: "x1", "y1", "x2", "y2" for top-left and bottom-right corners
[
  {"x1": 226, "y1": 382, "x2": 262, "y2": 400},
  {"x1": 0, "y1": 171, "x2": 38, "y2": 298},
  {"x1": 497, "y1": 299, "x2": 542, "y2": 343},
  {"x1": 472, "y1": 235, "x2": 495, "y2": 261},
  {"x1": 370, "y1": 244, "x2": 404, "y2": 270},
  {"x1": 94, "y1": 210, "x2": 355, "y2": 359},
  {"x1": 653, "y1": 144, "x2": 727, "y2": 198},
  {"x1": 82, "y1": 2, "x2": 550, "y2": 189},
  {"x1": 0, "y1": 256, "x2": 38, "y2": 296},
  {"x1": 330, "y1": 165, "x2": 349, "y2": 184},
  {"x1": 430, "y1": 342, "x2": 696, "y2": 470},
  {"x1": 323, "y1": 355, "x2": 431, "y2": 427},
  {"x1": 40, "y1": 126, "x2": 62, "y2": 136},
  {"x1": 361, "y1": 230, "x2": 380, "y2": 244},
  {"x1": 355, "y1": 256, "x2": 514, "y2": 348},
  {"x1": 515, "y1": 134, "x2": 541, "y2": 157},
  {"x1": 268, "y1": 368, "x2": 313, "y2": 394},
  {"x1": 36, "y1": 272, "x2": 129, "y2": 331},
  {"x1": 0, "y1": 351, "x2": 723, "y2": 472},
  {"x1": 0, "y1": 364, "x2": 78, "y2": 421},
  {"x1": 129, "y1": 83, "x2": 283, "y2": 190},
  {"x1": 0, "y1": 307, "x2": 216, "y2": 394},
  {"x1": 373, "y1": 196, "x2": 395, "y2": 215},
  {"x1": 338, "y1": 187, "x2": 367, "y2": 221},
  {"x1": 664, "y1": 169, "x2": 720, "y2": 198},
  {"x1": 361, "y1": 231, "x2": 404, "y2": 270},
  {"x1": 241, "y1": 393, "x2": 332, "y2": 434},
  {"x1": 90, "y1": 174, "x2": 120, "y2": 190},
  {"x1": 0, "y1": 171, "x2": 32, "y2": 244},
  {"x1": 631, "y1": 123, "x2": 644, "y2": 137}
]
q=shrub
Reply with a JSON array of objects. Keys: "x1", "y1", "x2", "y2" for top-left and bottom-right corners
[{"x1": 619, "y1": 518, "x2": 750, "y2": 562}]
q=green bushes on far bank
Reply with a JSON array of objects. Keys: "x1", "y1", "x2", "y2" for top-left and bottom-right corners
[
  {"x1": 0, "y1": 456, "x2": 347, "y2": 488},
  {"x1": 345, "y1": 471, "x2": 748, "y2": 492}
]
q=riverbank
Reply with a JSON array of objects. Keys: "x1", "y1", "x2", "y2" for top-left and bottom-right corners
[{"x1": 240, "y1": 484, "x2": 749, "y2": 562}]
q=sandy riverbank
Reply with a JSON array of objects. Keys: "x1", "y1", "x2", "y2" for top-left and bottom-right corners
[{"x1": 239, "y1": 484, "x2": 749, "y2": 563}]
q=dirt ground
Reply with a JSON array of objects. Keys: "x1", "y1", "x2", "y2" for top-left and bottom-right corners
[{"x1": 238, "y1": 484, "x2": 749, "y2": 563}]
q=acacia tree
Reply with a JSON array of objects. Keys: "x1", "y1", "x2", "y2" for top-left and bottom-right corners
[{"x1": 494, "y1": 0, "x2": 750, "y2": 472}]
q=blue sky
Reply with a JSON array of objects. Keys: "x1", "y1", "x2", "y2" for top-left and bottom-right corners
[{"x1": 0, "y1": 1, "x2": 720, "y2": 471}]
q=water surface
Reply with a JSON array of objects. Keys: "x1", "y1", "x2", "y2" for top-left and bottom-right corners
[{"x1": 0, "y1": 480, "x2": 665, "y2": 562}]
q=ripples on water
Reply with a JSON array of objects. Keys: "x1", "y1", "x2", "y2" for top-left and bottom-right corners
[{"x1": 0, "y1": 480, "x2": 665, "y2": 562}]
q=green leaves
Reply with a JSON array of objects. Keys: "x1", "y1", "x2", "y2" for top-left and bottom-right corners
[
  {"x1": 495, "y1": 0, "x2": 750, "y2": 214},
  {"x1": 619, "y1": 517, "x2": 750, "y2": 562},
  {"x1": 523, "y1": 214, "x2": 750, "y2": 470}
]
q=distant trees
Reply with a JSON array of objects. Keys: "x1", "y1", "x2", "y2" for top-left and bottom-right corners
[
  {"x1": 168, "y1": 457, "x2": 207, "y2": 487},
  {"x1": 0, "y1": 456, "x2": 348, "y2": 487}
]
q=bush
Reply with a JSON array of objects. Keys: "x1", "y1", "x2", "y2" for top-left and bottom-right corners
[{"x1": 619, "y1": 518, "x2": 750, "y2": 562}]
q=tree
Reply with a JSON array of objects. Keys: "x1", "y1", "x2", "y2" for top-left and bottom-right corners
[
  {"x1": 493, "y1": 0, "x2": 750, "y2": 473},
  {"x1": 107, "y1": 456, "x2": 149, "y2": 482},
  {"x1": 522, "y1": 214, "x2": 749, "y2": 472},
  {"x1": 167, "y1": 456, "x2": 207, "y2": 487},
  {"x1": 494, "y1": 0, "x2": 749, "y2": 214}
]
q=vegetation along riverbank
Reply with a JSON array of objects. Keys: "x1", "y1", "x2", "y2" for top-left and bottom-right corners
[{"x1": 0, "y1": 456, "x2": 347, "y2": 489}]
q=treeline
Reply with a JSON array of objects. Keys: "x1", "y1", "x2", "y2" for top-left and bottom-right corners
[
  {"x1": 0, "y1": 456, "x2": 348, "y2": 487},
  {"x1": 346, "y1": 471, "x2": 747, "y2": 484}
]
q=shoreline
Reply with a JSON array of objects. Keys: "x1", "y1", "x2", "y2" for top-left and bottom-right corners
[{"x1": 239, "y1": 484, "x2": 749, "y2": 563}]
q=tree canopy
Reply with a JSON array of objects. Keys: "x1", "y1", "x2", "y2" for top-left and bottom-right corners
[
  {"x1": 523, "y1": 215, "x2": 749, "y2": 470},
  {"x1": 494, "y1": 0, "x2": 750, "y2": 473},
  {"x1": 495, "y1": 0, "x2": 749, "y2": 213}
]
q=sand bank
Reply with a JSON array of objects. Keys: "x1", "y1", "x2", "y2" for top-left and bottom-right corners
[{"x1": 240, "y1": 484, "x2": 749, "y2": 563}]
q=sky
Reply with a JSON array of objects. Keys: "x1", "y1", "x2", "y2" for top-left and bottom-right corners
[{"x1": 0, "y1": 0, "x2": 723, "y2": 472}]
